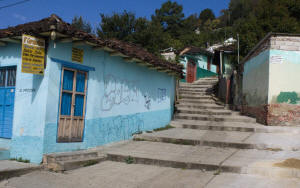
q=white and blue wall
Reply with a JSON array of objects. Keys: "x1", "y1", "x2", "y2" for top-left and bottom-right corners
[
  {"x1": 0, "y1": 41, "x2": 176, "y2": 163},
  {"x1": 179, "y1": 54, "x2": 217, "y2": 82},
  {"x1": 242, "y1": 35, "x2": 300, "y2": 125}
]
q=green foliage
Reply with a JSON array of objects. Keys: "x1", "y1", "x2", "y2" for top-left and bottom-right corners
[
  {"x1": 71, "y1": 16, "x2": 92, "y2": 33},
  {"x1": 153, "y1": 125, "x2": 174, "y2": 132},
  {"x1": 125, "y1": 156, "x2": 134, "y2": 164},
  {"x1": 199, "y1": 8, "x2": 215, "y2": 23},
  {"x1": 10, "y1": 157, "x2": 30, "y2": 163},
  {"x1": 94, "y1": 0, "x2": 300, "y2": 59}
]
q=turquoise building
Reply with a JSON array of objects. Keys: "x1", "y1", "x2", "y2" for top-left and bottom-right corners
[
  {"x1": 178, "y1": 46, "x2": 217, "y2": 83},
  {"x1": 0, "y1": 15, "x2": 182, "y2": 163}
]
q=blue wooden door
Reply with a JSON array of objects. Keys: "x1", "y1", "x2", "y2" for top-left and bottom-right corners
[
  {"x1": 0, "y1": 67, "x2": 16, "y2": 139},
  {"x1": 58, "y1": 68, "x2": 87, "y2": 142}
]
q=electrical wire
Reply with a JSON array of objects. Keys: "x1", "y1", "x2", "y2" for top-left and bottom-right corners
[{"x1": 0, "y1": 0, "x2": 31, "y2": 10}]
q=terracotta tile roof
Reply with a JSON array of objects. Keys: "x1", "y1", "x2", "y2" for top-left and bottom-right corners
[
  {"x1": 179, "y1": 46, "x2": 213, "y2": 56},
  {"x1": 0, "y1": 14, "x2": 183, "y2": 76}
]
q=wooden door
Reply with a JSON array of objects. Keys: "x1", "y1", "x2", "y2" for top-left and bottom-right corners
[
  {"x1": 57, "y1": 68, "x2": 87, "y2": 142},
  {"x1": 186, "y1": 61, "x2": 197, "y2": 83}
]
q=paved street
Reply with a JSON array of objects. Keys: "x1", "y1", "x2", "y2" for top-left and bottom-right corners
[{"x1": 1, "y1": 161, "x2": 300, "y2": 188}]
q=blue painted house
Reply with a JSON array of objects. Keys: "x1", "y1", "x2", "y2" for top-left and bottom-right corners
[
  {"x1": 0, "y1": 15, "x2": 182, "y2": 163},
  {"x1": 178, "y1": 46, "x2": 217, "y2": 83}
]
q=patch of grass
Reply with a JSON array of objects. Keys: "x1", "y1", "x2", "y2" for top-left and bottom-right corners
[
  {"x1": 266, "y1": 148, "x2": 283, "y2": 152},
  {"x1": 214, "y1": 169, "x2": 221, "y2": 175},
  {"x1": 10, "y1": 157, "x2": 30, "y2": 163},
  {"x1": 153, "y1": 125, "x2": 174, "y2": 132},
  {"x1": 125, "y1": 156, "x2": 134, "y2": 164},
  {"x1": 178, "y1": 96, "x2": 183, "y2": 99},
  {"x1": 83, "y1": 160, "x2": 99, "y2": 167}
]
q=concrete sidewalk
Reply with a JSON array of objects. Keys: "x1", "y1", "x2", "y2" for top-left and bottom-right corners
[
  {"x1": 1, "y1": 161, "x2": 300, "y2": 188},
  {"x1": 0, "y1": 160, "x2": 41, "y2": 181}
]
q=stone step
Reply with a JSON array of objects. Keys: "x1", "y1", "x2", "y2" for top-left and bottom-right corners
[
  {"x1": 180, "y1": 82, "x2": 217, "y2": 87},
  {"x1": 179, "y1": 85, "x2": 214, "y2": 89},
  {"x1": 176, "y1": 103, "x2": 225, "y2": 110},
  {"x1": 178, "y1": 99, "x2": 216, "y2": 104},
  {"x1": 105, "y1": 141, "x2": 300, "y2": 178},
  {"x1": 179, "y1": 88, "x2": 213, "y2": 92},
  {"x1": 175, "y1": 108, "x2": 232, "y2": 116},
  {"x1": 175, "y1": 113, "x2": 256, "y2": 123},
  {"x1": 179, "y1": 95, "x2": 213, "y2": 100},
  {"x1": 179, "y1": 91, "x2": 213, "y2": 95},
  {"x1": 0, "y1": 148, "x2": 10, "y2": 160},
  {"x1": 43, "y1": 150, "x2": 106, "y2": 171},
  {"x1": 134, "y1": 128, "x2": 300, "y2": 151},
  {"x1": 55, "y1": 156, "x2": 107, "y2": 171},
  {"x1": 170, "y1": 120, "x2": 300, "y2": 134}
]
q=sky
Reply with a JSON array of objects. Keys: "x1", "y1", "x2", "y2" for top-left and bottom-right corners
[{"x1": 0, "y1": 0, "x2": 230, "y2": 29}]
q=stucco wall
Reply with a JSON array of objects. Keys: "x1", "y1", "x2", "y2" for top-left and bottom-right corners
[
  {"x1": 42, "y1": 42, "x2": 176, "y2": 159},
  {"x1": 0, "y1": 43, "x2": 50, "y2": 163},
  {"x1": 243, "y1": 50, "x2": 270, "y2": 107},
  {"x1": 0, "y1": 41, "x2": 176, "y2": 163}
]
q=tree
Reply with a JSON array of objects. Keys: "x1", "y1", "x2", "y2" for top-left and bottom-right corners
[
  {"x1": 151, "y1": 1, "x2": 184, "y2": 38},
  {"x1": 199, "y1": 8, "x2": 215, "y2": 23},
  {"x1": 97, "y1": 11, "x2": 139, "y2": 41},
  {"x1": 71, "y1": 16, "x2": 92, "y2": 33}
]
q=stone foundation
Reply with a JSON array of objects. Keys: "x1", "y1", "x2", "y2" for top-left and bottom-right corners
[
  {"x1": 241, "y1": 105, "x2": 268, "y2": 125},
  {"x1": 242, "y1": 104, "x2": 300, "y2": 126},
  {"x1": 267, "y1": 104, "x2": 300, "y2": 126}
]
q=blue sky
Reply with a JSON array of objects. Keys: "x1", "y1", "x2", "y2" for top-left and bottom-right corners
[{"x1": 0, "y1": 0, "x2": 230, "y2": 29}]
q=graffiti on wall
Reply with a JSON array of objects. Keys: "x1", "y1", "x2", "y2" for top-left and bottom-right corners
[
  {"x1": 101, "y1": 113, "x2": 144, "y2": 142},
  {"x1": 101, "y1": 74, "x2": 139, "y2": 111},
  {"x1": 277, "y1": 92, "x2": 300, "y2": 104},
  {"x1": 144, "y1": 94, "x2": 151, "y2": 110},
  {"x1": 157, "y1": 88, "x2": 167, "y2": 103}
]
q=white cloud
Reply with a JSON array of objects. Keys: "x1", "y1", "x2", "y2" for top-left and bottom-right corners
[{"x1": 13, "y1": 13, "x2": 27, "y2": 21}]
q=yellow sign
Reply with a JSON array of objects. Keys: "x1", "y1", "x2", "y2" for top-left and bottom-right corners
[
  {"x1": 72, "y1": 48, "x2": 84, "y2": 63},
  {"x1": 21, "y1": 34, "x2": 45, "y2": 75}
]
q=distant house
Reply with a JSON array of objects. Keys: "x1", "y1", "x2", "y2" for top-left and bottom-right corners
[
  {"x1": 178, "y1": 46, "x2": 216, "y2": 83},
  {"x1": 0, "y1": 14, "x2": 182, "y2": 163},
  {"x1": 178, "y1": 45, "x2": 235, "y2": 83},
  {"x1": 241, "y1": 33, "x2": 300, "y2": 126},
  {"x1": 160, "y1": 47, "x2": 177, "y2": 61}
]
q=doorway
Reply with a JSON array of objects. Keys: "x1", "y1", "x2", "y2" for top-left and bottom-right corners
[{"x1": 57, "y1": 67, "x2": 87, "y2": 142}]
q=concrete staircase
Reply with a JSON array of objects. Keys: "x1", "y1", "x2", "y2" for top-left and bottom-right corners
[
  {"x1": 43, "y1": 77, "x2": 300, "y2": 180},
  {"x1": 105, "y1": 77, "x2": 300, "y2": 179}
]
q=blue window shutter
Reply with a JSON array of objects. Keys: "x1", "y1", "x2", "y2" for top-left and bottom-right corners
[
  {"x1": 63, "y1": 70, "x2": 74, "y2": 91},
  {"x1": 76, "y1": 72, "x2": 85, "y2": 92},
  {"x1": 74, "y1": 94, "x2": 84, "y2": 116},
  {"x1": 61, "y1": 93, "x2": 72, "y2": 115}
]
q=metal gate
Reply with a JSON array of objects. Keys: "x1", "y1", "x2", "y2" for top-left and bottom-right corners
[{"x1": 0, "y1": 67, "x2": 16, "y2": 139}]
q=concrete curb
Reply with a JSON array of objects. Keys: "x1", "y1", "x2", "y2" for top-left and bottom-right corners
[{"x1": 0, "y1": 166, "x2": 42, "y2": 181}]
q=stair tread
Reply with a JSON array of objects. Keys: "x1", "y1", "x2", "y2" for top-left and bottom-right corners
[
  {"x1": 136, "y1": 128, "x2": 300, "y2": 150},
  {"x1": 106, "y1": 141, "x2": 300, "y2": 170},
  {"x1": 176, "y1": 113, "x2": 255, "y2": 120},
  {"x1": 57, "y1": 155, "x2": 106, "y2": 164}
]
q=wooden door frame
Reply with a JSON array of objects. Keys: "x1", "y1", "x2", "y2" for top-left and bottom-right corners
[
  {"x1": 187, "y1": 60, "x2": 197, "y2": 83},
  {"x1": 57, "y1": 67, "x2": 88, "y2": 142}
]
